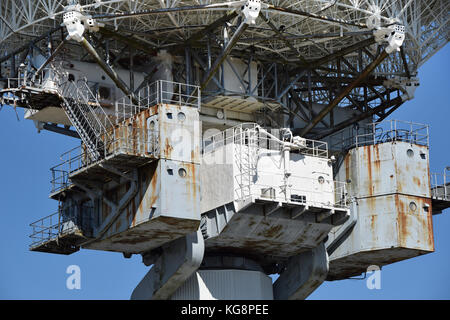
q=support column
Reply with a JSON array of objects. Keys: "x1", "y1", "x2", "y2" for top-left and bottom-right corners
[
  {"x1": 131, "y1": 230, "x2": 205, "y2": 300},
  {"x1": 273, "y1": 242, "x2": 328, "y2": 300}
]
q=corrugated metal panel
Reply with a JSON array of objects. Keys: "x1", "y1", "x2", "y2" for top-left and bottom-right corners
[{"x1": 171, "y1": 270, "x2": 273, "y2": 300}]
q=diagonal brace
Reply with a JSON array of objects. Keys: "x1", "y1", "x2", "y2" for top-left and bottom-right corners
[
  {"x1": 300, "y1": 49, "x2": 390, "y2": 136},
  {"x1": 200, "y1": 21, "x2": 248, "y2": 90}
]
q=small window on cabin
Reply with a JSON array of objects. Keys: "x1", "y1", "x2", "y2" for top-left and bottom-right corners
[
  {"x1": 98, "y1": 86, "x2": 111, "y2": 100},
  {"x1": 68, "y1": 74, "x2": 75, "y2": 82}
]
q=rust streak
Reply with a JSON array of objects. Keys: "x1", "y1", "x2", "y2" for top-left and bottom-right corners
[
  {"x1": 259, "y1": 225, "x2": 283, "y2": 238},
  {"x1": 371, "y1": 214, "x2": 377, "y2": 230},
  {"x1": 366, "y1": 146, "x2": 373, "y2": 196},
  {"x1": 164, "y1": 137, "x2": 173, "y2": 158},
  {"x1": 396, "y1": 195, "x2": 409, "y2": 247},
  {"x1": 149, "y1": 167, "x2": 158, "y2": 209},
  {"x1": 413, "y1": 176, "x2": 421, "y2": 188},
  {"x1": 345, "y1": 154, "x2": 350, "y2": 182}
]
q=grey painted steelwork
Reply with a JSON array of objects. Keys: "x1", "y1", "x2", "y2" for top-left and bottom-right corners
[
  {"x1": 327, "y1": 136, "x2": 435, "y2": 280},
  {"x1": 431, "y1": 168, "x2": 450, "y2": 214},
  {"x1": 131, "y1": 230, "x2": 205, "y2": 300},
  {"x1": 199, "y1": 123, "x2": 349, "y2": 278},
  {"x1": 30, "y1": 102, "x2": 201, "y2": 256},
  {"x1": 0, "y1": 0, "x2": 447, "y2": 301},
  {"x1": 273, "y1": 243, "x2": 329, "y2": 300},
  {"x1": 171, "y1": 269, "x2": 274, "y2": 300}
]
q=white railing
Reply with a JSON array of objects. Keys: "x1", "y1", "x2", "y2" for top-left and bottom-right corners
[
  {"x1": 431, "y1": 168, "x2": 450, "y2": 201},
  {"x1": 2, "y1": 65, "x2": 200, "y2": 125},
  {"x1": 203, "y1": 123, "x2": 328, "y2": 158},
  {"x1": 329, "y1": 120, "x2": 429, "y2": 151},
  {"x1": 3, "y1": 77, "x2": 35, "y2": 89},
  {"x1": 115, "y1": 80, "x2": 201, "y2": 124},
  {"x1": 29, "y1": 211, "x2": 61, "y2": 248},
  {"x1": 234, "y1": 172, "x2": 349, "y2": 209},
  {"x1": 50, "y1": 126, "x2": 159, "y2": 193},
  {"x1": 29, "y1": 205, "x2": 93, "y2": 249}
]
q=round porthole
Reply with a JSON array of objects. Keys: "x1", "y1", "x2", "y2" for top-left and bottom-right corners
[
  {"x1": 407, "y1": 149, "x2": 414, "y2": 158},
  {"x1": 177, "y1": 112, "x2": 186, "y2": 122},
  {"x1": 178, "y1": 168, "x2": 187, "y2": 178},
  {"x1": 409, "y1": 201, "x2": 417, "y2": 212},
  {"x1": 318, "y1": 176, "x2": 325, "y2": 184}
]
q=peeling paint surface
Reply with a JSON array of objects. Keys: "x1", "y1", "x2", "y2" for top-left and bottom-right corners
[{"x1": 328, "y1": 141, "x2": 434, "y2": 279}]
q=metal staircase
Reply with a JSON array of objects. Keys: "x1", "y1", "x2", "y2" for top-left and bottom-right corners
[{"x1": 59, "y1": 80, "x2": 113, "y2": 161}]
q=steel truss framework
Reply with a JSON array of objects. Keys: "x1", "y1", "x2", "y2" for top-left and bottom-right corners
[{"x1": 0, "y1": 0, "x2": 448, "y2": 138}]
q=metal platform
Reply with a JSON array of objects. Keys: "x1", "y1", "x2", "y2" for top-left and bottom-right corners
[
  {"x1": 29, "y1": 232, "x2": 86, "y2": 255},
  {"x1": 430, "y1": 170, "x2": 450, "y2": 214},
  {"x1": 50, "y1": 150, "x2": 157, "y2": 199},
  {"x1": 202, "y1": 199, "x2": 349, "y2": 270},
  {"x1": 202, "y1": 95, "x2": 282, "y2": 113},
  {"x1": 431, "y1": 184, "x2": 450, "y2": 214},
  {"x1": 29, "y1": 211, "x2": 89, "y2": 255},
  {"x1": 50, "y1": 126, "x2": 158, "y2": 199},
  {"x1": 1, "y1": 77, "x2": 61, "y2": 107},
  {"x1": 1, "y1": 86, "x2": 63, "y2": 110}
]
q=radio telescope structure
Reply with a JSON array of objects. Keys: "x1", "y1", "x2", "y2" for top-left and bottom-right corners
[{"x1": 0, "y1": 0, "x2": 448, "y2": 299}]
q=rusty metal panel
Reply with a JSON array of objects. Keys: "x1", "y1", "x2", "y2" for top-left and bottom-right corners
[
  {"x1": 328, "y1": 194, "x2": 434, "y2": 279},
  {"x1": 84, "y1": 159, "x2": 200, "y2": 254},
  {"x1": 158, "y1": 104, "x2": 200, "y2": 164},
  {"x1": 394, "y1": 143, "x2": 430, "y2": 198},
  {"x1": 331, "y1": 195, "x2": 434, "y2": 257},
  {"x1": 82, "y1": 103, "x2": 201, "y2": 254},
  {"x1": 349, "y1": 142, "x2": 430, "y2": 199},
  {"x1": 159, "y1": 159, "x2": 200, "y2": 219},
  {"x1": 328, "y1": 140, "x2": 434, "y2": 279},
  {"x1": 354, "y1": 143, "x2": 396, "y2": 198},
  {"x1": 203, "y1": 202, "x2": 335, "y2": 261}
]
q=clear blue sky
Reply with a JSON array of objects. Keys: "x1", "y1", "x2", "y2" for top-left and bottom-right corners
[{"x1": 0, "y1": 44, "x2": 448, "y2": 300}]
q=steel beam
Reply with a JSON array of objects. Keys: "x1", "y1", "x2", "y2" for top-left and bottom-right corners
[
  {"x1": 34, "y1": 40, "x2": 67, "y2": 77},
  {"x1": 184, "y1": 12, "x2": 238, "y2": 48},
  {"x1": 267, "y1": 5, "x2": 367, "y2": 28},
  {"x1": 42, "y1": 123, "x2": 79, "y2": 139},
  {"x1": 288, "y1": 88, "x2": 329, "y2": 128},
  {"x1": 260, "y1": 14, "x2": 307, "y2": 64},
  {"x1": 400, "y1": 47, "x2": 411, "y2": 79},
  {"x1": 94, "y1": 4, "x2": 232, "y2": 20},
  {"x1": 241, "y1": 30, "x2": 374, "y2": 43},
  {"x1": 288, "y1": 89, "x2": 310, "y2": 123},
  {"x1": 0, "y1": 26, "x2": 63, "y2": 64},
  {"x1": 294, "y1": 75, "x2": 385, "y2": 86},
  {"x1": 290, "y1": 37, "x2": 376, "y2": 76},
  {"x1": 200, "y1": 21, "x2": 248, "y2": 91},
  {"x1": 375, "y1": 99, "x2": 403, "y2": 122},
  {"x1": 98, "y1": 27, "x2": 157, "y2": 56},
  {"x1": 313, "y1": 96, "x2": 404, "y2": 139},
  {"x1": 190, "y1": 50, "x2": 223, "y2": 90},
  {"x1": 80, "y1": 37, "x2": 138, "y2": 105},
  {"x1": 300, "y1": 49, "x2": 390, "y2": 136}
]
